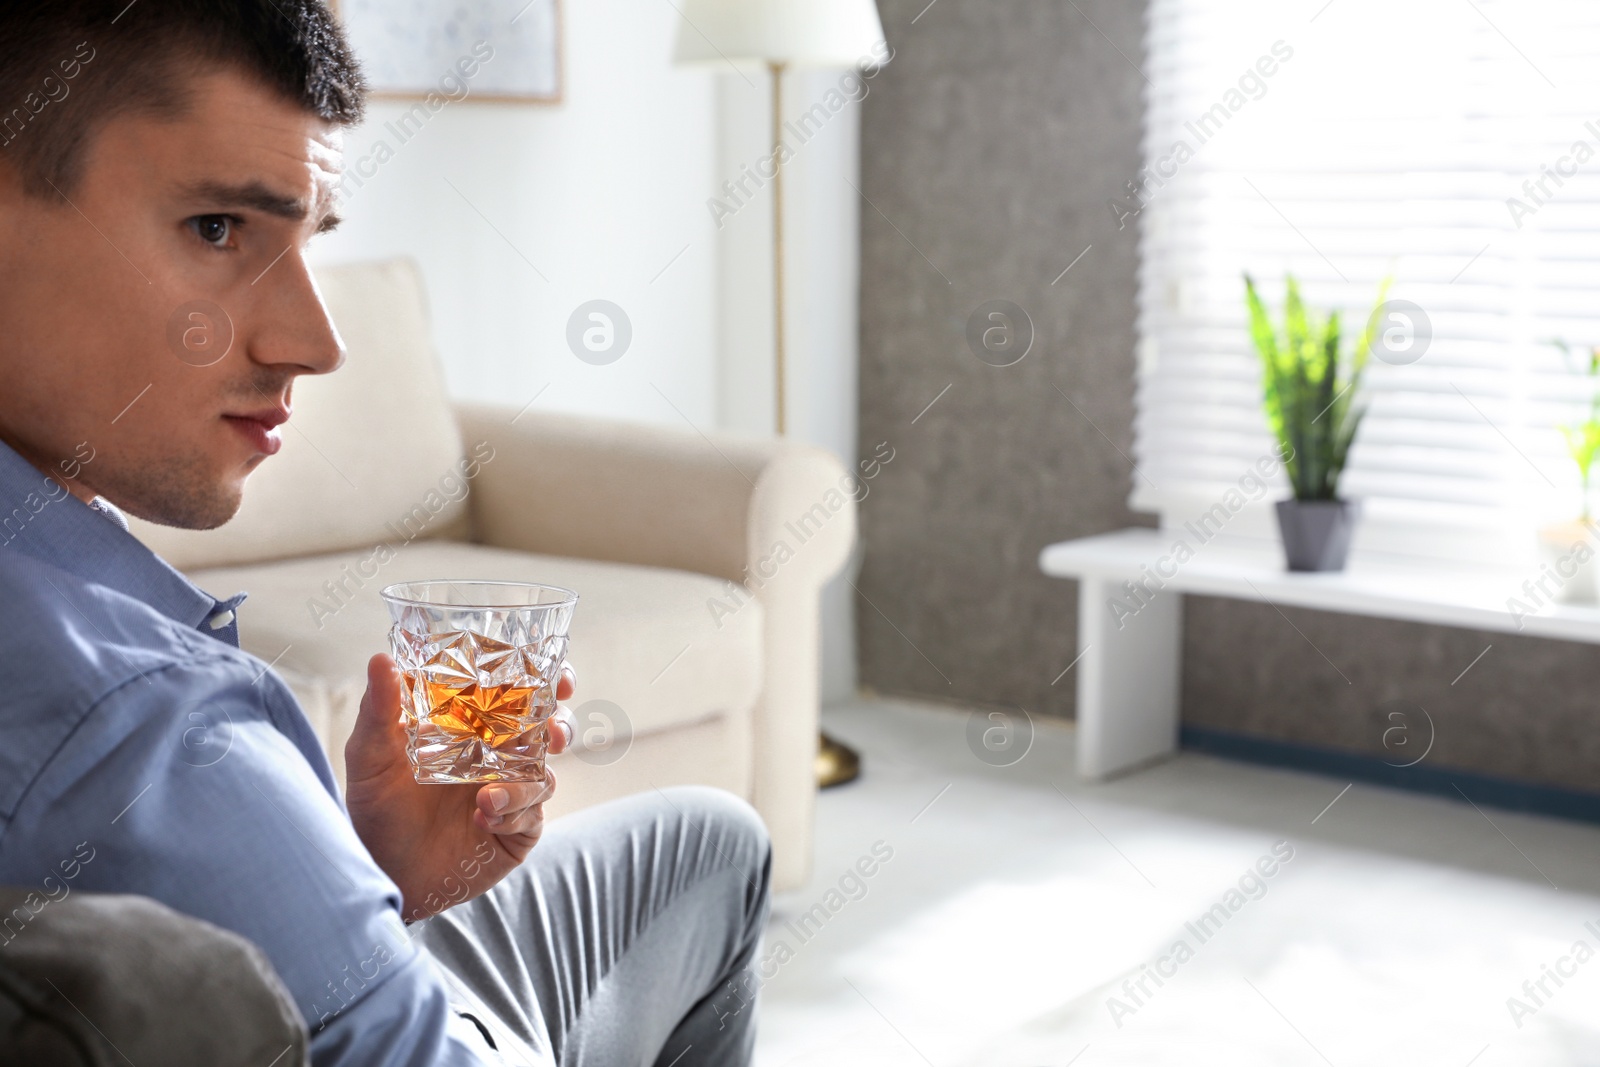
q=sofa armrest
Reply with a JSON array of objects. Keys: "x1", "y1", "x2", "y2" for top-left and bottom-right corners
[
  {"x1": 457, "y1": 402, "x2": 855, "y2": 588},
  {"x1": 455, "y1": 401, "x2": 857, "y2": 887}
]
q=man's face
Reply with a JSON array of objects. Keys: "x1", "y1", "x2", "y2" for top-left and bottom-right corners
[{"x1": 0, "y1": 66, "x2": 346, "y2": 529}]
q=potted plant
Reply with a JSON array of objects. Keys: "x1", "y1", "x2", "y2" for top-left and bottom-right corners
[
  {"x1": 1536, "y1": 340, "x2": 1600, "y2": 602},
  {"x1": 1244, "y1": 273, "x2": 1390, "y2": 572}
]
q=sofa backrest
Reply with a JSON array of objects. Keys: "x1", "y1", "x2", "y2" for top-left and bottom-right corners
[{"x1": 127, "y1": 258, "x2": 469, "y2": 571}]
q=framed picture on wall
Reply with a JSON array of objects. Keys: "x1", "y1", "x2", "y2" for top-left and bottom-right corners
[{"x1": 335, "y1": 0, "x2": 562, "y2": 104}]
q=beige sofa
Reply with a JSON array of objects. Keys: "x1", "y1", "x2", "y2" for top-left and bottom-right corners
[{"x1": 127, "y1": 258, "x2": 855, "y2": 890}]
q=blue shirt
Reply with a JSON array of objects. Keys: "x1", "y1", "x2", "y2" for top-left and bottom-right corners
[{"x1": 0, "y1": 439, "x2": 497, "y2": 1064}]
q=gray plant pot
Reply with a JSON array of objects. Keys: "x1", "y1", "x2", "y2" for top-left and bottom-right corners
[{"x1": 1274, "y1": 498, "x2": 1361, "y2": 572}]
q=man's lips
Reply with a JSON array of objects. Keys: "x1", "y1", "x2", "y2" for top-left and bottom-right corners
[{"x1": 222, "y1": 407, "x2": 289, "y2": 456}]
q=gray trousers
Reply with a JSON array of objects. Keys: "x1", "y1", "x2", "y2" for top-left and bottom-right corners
[{"x1": 413, "y1": 786, "x2": 772, "y2": 1067}]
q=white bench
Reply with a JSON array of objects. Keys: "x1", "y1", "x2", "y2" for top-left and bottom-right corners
[{"x1": 1038, "y1": 527, "x2": 1600, "y2": 780}]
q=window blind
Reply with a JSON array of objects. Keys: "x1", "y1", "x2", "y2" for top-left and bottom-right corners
[{"x1": 1132, "y1": 0, "x2": 1600, "y2": 563}]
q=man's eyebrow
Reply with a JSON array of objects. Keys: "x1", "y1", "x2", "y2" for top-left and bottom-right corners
[{"x1": 179, "y1": 179, "x2": 340, "y2": 232}]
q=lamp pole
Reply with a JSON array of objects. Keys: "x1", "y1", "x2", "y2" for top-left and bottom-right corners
[
  {"x1": 769, "y1": 59, "x2": 788, "y2": 435},
  {"x1": 766, "y1": 61, "x2": 861, "y2": 788}
]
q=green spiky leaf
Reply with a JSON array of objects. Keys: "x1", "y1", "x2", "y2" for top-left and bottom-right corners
[{"x1": 1244, "y1": 274, "x2": 1392, "y2": 501}]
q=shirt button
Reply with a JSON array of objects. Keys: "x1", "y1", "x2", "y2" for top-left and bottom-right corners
[{"x1": 206, "y1": 610, "x2": 236, "y2": 630}]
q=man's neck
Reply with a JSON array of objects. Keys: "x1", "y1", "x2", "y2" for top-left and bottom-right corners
[{"x1": 0, "y1": 428, "x2": 98, "y2": 505}]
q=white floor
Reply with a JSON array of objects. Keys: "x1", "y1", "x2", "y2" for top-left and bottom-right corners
[{"x1": 754, "y1": 697, "x2": 1600, "y2": 1066}]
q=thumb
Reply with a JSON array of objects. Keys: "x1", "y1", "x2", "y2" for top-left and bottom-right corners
[{"x1": 345, "y1": 653, "x2": 408, "y2": 783}]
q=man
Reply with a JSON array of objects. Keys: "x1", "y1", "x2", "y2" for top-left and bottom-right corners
[{"x1": 0, "y1": 3, "x2": 770, "y2": 1064}]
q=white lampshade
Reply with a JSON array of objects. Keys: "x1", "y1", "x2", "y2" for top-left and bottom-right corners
[{"x1": 672, "y1": 0, "x2": 886, "y2": 68}]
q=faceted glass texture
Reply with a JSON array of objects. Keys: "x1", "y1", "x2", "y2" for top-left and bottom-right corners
[{"x1": 381, "y1": 581, "x2": 578, "y2": 784}]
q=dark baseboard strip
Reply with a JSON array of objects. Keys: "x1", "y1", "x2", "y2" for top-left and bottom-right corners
[{"x1": 1179, "y1": 725, "x2": 1600, "y2": 825}]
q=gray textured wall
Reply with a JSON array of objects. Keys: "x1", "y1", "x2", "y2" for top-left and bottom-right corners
[
  {"x1": 856, "y1": 0, "x2": 1151, "y2": 713},
  {"x1": 1183, "y1": 599, "x2": 1600, "y2": 793},
  {"x1": 856, "y1": 0, "x2": 1600, "y2": 791}
]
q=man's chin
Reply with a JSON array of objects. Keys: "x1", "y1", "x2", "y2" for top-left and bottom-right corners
[{"x1": 114, "y1": 476, "x2": 247, "y2": 531}]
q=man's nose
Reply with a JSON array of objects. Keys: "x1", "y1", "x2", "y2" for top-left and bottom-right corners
[{"x1": 247, "y1": 251, "x2": 345, "y2": 375}]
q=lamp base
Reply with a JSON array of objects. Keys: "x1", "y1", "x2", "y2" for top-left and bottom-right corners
[{"x1": 816, "y1": 731, "x2": 861, "y2": 789}]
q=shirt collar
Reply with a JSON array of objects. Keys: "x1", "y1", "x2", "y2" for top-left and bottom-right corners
[{"x1": 0, "y1": 439, "x2": 245, "y2": 647}]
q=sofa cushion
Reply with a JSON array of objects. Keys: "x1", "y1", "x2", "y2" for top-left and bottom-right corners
[
  {"x1": 185, "y1": 542, "x2": 765, "y2": 787},
  {"x1": 125, "y1": 258, "x2": 469, "y2": 571}
]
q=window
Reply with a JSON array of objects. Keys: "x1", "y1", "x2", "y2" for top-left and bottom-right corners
[{"x1": 1132, "y1": 0, "x2": 1600, "y2": 563}]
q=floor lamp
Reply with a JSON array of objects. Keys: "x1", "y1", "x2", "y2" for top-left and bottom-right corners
[{"x1": 673, "y1": 0, "x2": 886, "y2": 788}]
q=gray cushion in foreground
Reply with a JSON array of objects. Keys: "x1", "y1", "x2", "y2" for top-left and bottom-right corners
[{"x1": 0, "y1": 889, "x2": 306, "y2": 1067}]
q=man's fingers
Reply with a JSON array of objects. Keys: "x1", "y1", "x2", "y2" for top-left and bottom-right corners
[
  {"x1": 345, "y1": 653, "x2": 407, "y2": 781},
  {"x1": 547, "y1": 707, "x2": 575, "y2": 754},
  {"x1": 476, "y1": 803, "x2": 547, "y2": 836},
  {"x1": 475, "y1": 802, "x2": 545, "y2": 842},
  {"x1": 504, "y1": 709, "x2": 572, "y2": 756},
  {"x1": 360, "y1": 654, "x2": 402, "y2": 718},
  {"x1": 477, "y1": 777, "x2": 555, "y2": 815},
  {"x1": 475, "y1": 770, "x2": 557, "y2": 831}
]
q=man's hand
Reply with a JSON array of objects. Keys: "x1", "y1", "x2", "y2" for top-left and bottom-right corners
[{"x1": 344, "y1": 654, "x2": 576, "y2": 923}]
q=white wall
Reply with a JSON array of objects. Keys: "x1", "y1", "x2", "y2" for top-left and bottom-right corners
[
  {"x1": 314, "y1": 7, "x2": 867, "y2": 699},
  {"x1": 313, "y1": 0, "x2": 719, "y2": 427},
  {"x1": 712, "y1": 68, "x2": 865, "y2": 700}
]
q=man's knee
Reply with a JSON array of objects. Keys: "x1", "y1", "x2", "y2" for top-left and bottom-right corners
[
  {"x1": 662, "y1": 785, "x2": 768, "y2": 847},
  {"x1": 659, "y1": 785, "x2": 771, "y2": 891}
]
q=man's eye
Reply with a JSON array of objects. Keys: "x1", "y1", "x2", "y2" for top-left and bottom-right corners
[{"x1": 190, "y1": 215, "x2": 237, "y2": 248}]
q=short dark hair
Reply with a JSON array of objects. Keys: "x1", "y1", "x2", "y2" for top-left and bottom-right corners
[{"x1": 0, "y1": 0, "x2": 366, "y2": 198}]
